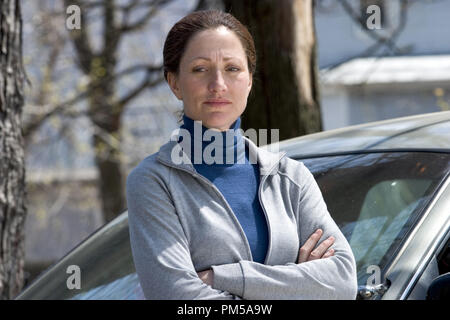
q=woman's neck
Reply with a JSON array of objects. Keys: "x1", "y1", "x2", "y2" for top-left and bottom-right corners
[{"x1": 178, "y1": 114, "x2": 245, "y2": 165}]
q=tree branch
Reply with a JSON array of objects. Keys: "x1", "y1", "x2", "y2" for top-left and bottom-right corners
[
  {"x1": 339, "y1": 0, "x2": 404, "y2": 54},
  {"x1": 326, "y1": 0, "x2": 412, "y2": 70},
  {"x1": 64, "y1": 0, "x2": 95, "y2": 74},
  {"x1": 23, "y1": 64, "x2": 163, "y2": 138},
  {"x1": 117, "y1": 72, "x2": 165, "y2": 109},
  {"x1": 102, "y1": 0, "x2": 121, "y2": 61},
  {"x1": 120, "y1": 0, "x2": 173, "y2": 33}
]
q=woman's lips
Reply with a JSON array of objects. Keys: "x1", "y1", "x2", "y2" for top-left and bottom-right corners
[{"x1": 203, "y1": 99, "x2": 231, "y2": 107}]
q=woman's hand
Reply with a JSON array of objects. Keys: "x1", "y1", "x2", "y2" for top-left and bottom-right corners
[
  {"x1": 297, "y1": 229, "x2": 335, "y2": 263},
  {"x1": 197, "y1": 269, "x2": 214, "y2": 286},
  {"x1": 198, "y1": 229, "x2": 334, "y2": 285}
]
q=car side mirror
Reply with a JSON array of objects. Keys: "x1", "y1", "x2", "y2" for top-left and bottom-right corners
[{"x1": 426, "y1": 272, "x2": 450, "y2": 300}]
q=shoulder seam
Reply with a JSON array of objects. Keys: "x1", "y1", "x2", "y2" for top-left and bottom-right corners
[
  {"x1": 276, "y1": 159, "x2": 307, "y2": 190},
  {"x1": 277, "y1": 170, "x2": 304, "y2": 192}
]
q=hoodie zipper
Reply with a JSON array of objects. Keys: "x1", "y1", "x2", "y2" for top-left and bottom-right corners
[
  {"x1": 158, "y1": 151, "x2": 286, "y2": 265},
  {"x1": 258, "y1": 152, "x2": 287, "y2": 265}
]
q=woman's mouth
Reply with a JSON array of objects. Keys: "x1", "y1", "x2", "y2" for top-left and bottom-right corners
[{"x1": 203, "y1": 99, "x2": 232, "y2": 107}]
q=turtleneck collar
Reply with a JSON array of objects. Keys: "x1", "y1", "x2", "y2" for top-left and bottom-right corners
[{"x1": 178, "y1": 114, "x2": 246, "y2": 165}]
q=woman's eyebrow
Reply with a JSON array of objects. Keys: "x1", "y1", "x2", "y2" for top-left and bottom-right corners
[{"x1": 189, "y1": 56, "x2": 241, "y2": 62}]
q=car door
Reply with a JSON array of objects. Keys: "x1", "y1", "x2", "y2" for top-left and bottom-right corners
[
  {"x1": 301, "y1": 151, "x2": 450, "y2": 300},
  {"x1": 382, "y1": 178, "x2": 450, "y2": 300}
]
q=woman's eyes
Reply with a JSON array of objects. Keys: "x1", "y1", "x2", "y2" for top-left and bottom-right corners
[
  {"x1": 192, "y1": 66, "x2": 241, "y2": 73},
  {"x1": 227, "y1": 66, "x2": 241, "y2": 72},
  {"x1": 192, "y1": 67, "x2": 207, "y2": 72}
]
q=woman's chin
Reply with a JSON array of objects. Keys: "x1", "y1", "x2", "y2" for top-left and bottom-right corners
[
  {"x1": 203, "y1": 116, "x2": 234, "y2": 131},
  {"x1": 204, "y1": 121, "x2": 233, "y2": 131}
]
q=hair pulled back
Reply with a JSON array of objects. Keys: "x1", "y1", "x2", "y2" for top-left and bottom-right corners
[{"x1": 163, "y1": 10, "x2": 256, "y2": 81}]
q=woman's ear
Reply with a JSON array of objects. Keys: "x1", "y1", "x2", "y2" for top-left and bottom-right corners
[{"x1": 167, "y1": 72, "x2": 182, "y2": 100}]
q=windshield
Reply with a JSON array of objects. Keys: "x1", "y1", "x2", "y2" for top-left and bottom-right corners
[
  {"x1": 301, "y1": 152, "x2": 450, "y2": 286},
  {"x1": 16, "y1": 152, "x2": 450, "y2": 300}
]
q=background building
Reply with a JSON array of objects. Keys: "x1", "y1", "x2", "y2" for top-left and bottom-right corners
[{"x1": 315, "y1": 0, "x2": 450, "y2": 130}]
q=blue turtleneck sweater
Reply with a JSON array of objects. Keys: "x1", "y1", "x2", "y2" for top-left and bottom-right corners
[{"x1": 178, "y1": 114, "x2": 268, "y2": 264}]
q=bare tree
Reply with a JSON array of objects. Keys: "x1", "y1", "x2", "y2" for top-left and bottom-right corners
[
  {"x1": 0, "y1": 0, "x2": 27, "y2": 299},
  {"x1": 22, "y1": 0, "x2": 211, "y2": 224},
  {"x1": 61, "y1": 0, "x2": 171, "y2": 223},
  {"x1": 223, "y1": 0, "x2": 322, "y2": 141}
]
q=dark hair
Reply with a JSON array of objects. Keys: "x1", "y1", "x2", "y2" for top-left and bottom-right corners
[{"x1": 163, "y1": 9, "x2": 256, "y2": 81}]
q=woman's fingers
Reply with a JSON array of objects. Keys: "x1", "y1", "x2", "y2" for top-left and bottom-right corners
[
  {"x1": 308, "y1": 235, "x2": 335, "y2": 261},
  {"x1": 321, "y1": 249, "x2": 335, "y2": 259},
  {"x1": 297, "y1": 229, "x2": 323, "y2": 263},
  {"x1": 297, "y1": 229, "x2": 336, "y2": 263},
  {"x1": 197, "y1": 270, "x2": 214, "y2": 286}
]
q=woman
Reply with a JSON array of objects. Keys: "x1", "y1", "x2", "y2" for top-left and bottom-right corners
[{"x1": 126, "y1": 10, "x2": 357, "y2": 300}]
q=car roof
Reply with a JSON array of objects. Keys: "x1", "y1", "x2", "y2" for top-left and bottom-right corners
[{"x1": 273, "y1": 111, "x2": 450, "y2": 158}]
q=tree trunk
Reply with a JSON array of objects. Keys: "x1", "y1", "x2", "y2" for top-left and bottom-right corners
[
  {"x1": 0, "y1": 0, "x2": 27, "y2": 299},
  {"x1": 223, "y1": 0, "x2": 322, "y2": 141},
  {"x1": 89, "y1": 74, "x2": 126, "y2": 223},
  {"x1": 64, "y1": 0, "x2": 127, "y2": 223}
]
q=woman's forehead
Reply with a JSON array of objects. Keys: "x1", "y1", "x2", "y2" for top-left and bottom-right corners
[{"x1": 182, "y1": 28, "x2": 246, "y2": 62}]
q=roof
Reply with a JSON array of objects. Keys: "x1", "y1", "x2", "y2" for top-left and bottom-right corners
[
  {"x1": 320, "y1": 55, "x2": 450, "y2": 86},
  {"x1": 273, "y1": 111, "x2": 450, "y2": 158}
]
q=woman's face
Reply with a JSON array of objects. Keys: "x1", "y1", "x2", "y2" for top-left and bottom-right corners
[{"x1": 167, "y1": 26, "x2": 252, "y2": 131}]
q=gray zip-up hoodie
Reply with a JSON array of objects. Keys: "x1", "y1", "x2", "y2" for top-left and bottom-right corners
[{"x1": 126, "y1": 136, "x2": 358, "y2": 300}]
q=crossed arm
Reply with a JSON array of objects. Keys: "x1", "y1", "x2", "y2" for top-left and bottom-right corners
[
  {"x1": 126, "y1": 165, "x2": 357, "y2": 300},
  {"x1": 195, "y1": 164, "x2": 357, "y2": 299},
  {"x1": 197, "y1": 229, "x2": 336, "y2": 286}
]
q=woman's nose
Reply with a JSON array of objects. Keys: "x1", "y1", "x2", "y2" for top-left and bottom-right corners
[{"x1": 208, "y1": 70, "x2": 227, "y2": 93}]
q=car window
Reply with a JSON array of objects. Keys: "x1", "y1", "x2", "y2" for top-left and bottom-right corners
[
  {"x1": 301, "y1": 152, "x2": 450, "y2": 286},
  {"x1": 71, "y1": 273, "x2": 145, "y2": 300},
  {"x1": 16, "y1": 215, "x2": 141, "y2": 300},
  {"x1": 344, "y1": 179, "x2": 431, "y2": 283}
]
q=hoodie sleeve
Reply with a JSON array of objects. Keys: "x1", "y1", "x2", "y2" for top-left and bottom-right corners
[
  {"x1": 126, "y1": 165, "x2": 242, "y2": 300},
  {"x1": 210, "y1": 162, "x2": 358, "y2": 300}
]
